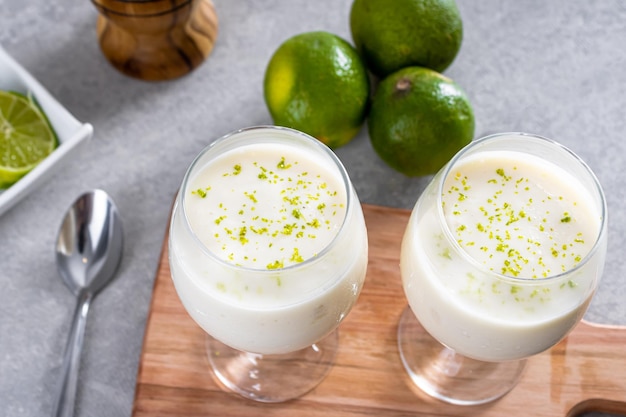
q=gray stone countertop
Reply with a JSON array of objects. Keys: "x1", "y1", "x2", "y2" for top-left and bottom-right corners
[{"x1": 0, "y1": 1, "x2": 624, "y2": 416}]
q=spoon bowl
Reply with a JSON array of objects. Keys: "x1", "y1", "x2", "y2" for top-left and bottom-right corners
[
  {"x1": 56, "y1": 189, "x2": 123, "y2": 295},
  {"x1": 52, "y1": 189, "x2": 123, "y2": 417}
]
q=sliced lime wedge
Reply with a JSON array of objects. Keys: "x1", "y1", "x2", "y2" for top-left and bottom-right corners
[{"x1": 0, "y1": 90, "x2": 58, "y2": 188}]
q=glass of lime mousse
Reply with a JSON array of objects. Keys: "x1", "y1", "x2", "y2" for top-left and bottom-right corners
[
  {"x1": 169, "y1": 126, "x2": 368, "y2": 402},
  {"x1": 398, "y1": 132, "x2": 607, "y2": 405}
]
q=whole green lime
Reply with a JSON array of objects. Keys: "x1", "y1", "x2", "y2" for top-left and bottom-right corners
[
  {"x1": 350, "y1": 0, "x2": 463, "y2": 78},
  {"x1": 368, "y1": 66, "x2": 474, "y2": 176},
  {"x1": 263, "y1": 31, "x2": 370, "y2": 148}
]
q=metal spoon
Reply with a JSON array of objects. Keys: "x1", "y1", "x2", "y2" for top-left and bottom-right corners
[{"x1": 51, "y1": 189, "x2": 124, "y2": 417}]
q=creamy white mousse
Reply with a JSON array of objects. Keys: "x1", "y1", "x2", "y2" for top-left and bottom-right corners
[
  {"x1": 442, "y1": 151, "x2": 598, "y2": 279},
  {"x1": 185, "y1": 143, "x2": 347, "y2": 270},
  {"x1": 169, "y1": 128, "x2": 368, "y2": 354},
  {"x1": 401, "y1": 146, "x2": 605, "y2": 361}
]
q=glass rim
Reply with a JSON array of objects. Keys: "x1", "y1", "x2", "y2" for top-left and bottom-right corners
[
  {"x1": 178, "y1": 125, "x2": 354, "y2": 273},
  {"x1": 436, "y1": 131, "x2": 608, "y2": 284}
]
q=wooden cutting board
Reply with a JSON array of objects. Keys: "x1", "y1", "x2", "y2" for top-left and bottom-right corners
[{"x1": 132, "y1": 204, "x2": 626, "y2": 416}]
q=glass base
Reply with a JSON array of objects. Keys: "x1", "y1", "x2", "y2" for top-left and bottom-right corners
[
  {"x1": 397, "y1": 306, "x2": 527, "y2": 405},
  {"x1": 206, "y1": 329, "x2": 338, "y2": 403}
]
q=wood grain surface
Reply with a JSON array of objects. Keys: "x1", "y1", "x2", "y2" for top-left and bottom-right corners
[{"x1": 132, "y1": 204, "x2": 626, "y2": 416}]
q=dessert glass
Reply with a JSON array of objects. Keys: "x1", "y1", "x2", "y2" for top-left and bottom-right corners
[
  {"x1": 169, "y1": 126, "x2": 368, "y2": 402},
  {"x1": 398, "y1": 133, "x2": 607, "y2": 405}
]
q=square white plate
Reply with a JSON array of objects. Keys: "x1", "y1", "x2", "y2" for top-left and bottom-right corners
[{"x1": 0, "y1": 44, "x2": 93, "y2": 217}]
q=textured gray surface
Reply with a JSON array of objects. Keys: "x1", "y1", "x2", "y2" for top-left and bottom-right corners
[{"x1": 0, "y1": 1, "x2": 624, "y2": 416}]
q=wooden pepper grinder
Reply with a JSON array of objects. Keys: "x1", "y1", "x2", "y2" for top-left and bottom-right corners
[{"x1": 91, "y1": 0, "x2": 218, "y2": 81}]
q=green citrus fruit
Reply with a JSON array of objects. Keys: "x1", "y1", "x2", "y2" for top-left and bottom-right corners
[
  {"x1": 350, "y1": 0, "x2": 463, "y2": 78},
  {"x1": 263, "y1": 31, "x2": 370, "y2": 148},
  {"x1": 368, "y1": 66, "x2": 474, "y2": 176},
  {"x1": 0, "y1": 90, "x2": 58, "y2": 188}
]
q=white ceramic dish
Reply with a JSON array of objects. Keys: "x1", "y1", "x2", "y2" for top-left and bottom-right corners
[{"x1": 0, "y1": 44, "x2": 93, "y2": 217}]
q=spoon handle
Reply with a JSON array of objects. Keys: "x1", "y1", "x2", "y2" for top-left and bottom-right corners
[{"x1": 52, "y1": 290, "x2": 93, "y2": 417}]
